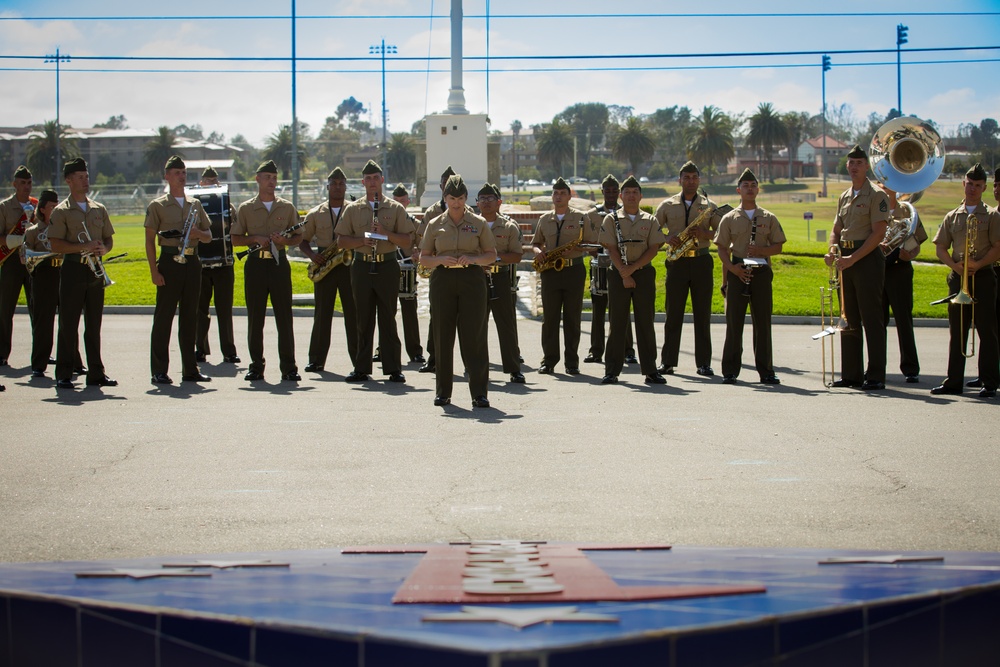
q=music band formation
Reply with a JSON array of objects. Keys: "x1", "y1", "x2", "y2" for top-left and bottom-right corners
[{"x1": 1, "y1": 145, "x2": 999, "y2": 405}]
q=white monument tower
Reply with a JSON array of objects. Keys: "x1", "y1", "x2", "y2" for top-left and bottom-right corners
[{"x1": 420, "y1": 0, "x2": 489, "y2": 206}]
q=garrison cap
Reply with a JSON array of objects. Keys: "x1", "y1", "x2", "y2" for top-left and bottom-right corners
[
  {"x1": 846, "y1": 144, "x2": 867, "y2": 160},
  {"x1": 256, "y1": 160, "x2": 278, "y2": 174},
  {"x1": 38, "y1": 189, "x2": 59, "y2": 207},
  {"x1": 966, "y1": 162, "x2": 988, "y2": 181},
  {"x1": 201, "y1": 165, "x2": 218, "y2": 179},
  {"x1": 63, "y1": 157, "x2": 87, "y2": 178},
  {"x1": 164, "y1": 155, "x2": 185, "y2": 171},
  {"x1": 491, "y1": 183, "x2": 503, "y2": 199},
  {"x1": 440, "y1": 165, "x2": 456, "y2": 182},
  {"x1": 392, "y1": 184, "x2": 408, "y2": 197},
  {"x1": 443, "y1": 174, "x2": 468, "y2": 199},
  {"x1": 361, "y1": 159, "x2": 382, "y2": 175},
  {"x1": 552, "y1": 177, "x2": 571, "y2": 192},
  {"x1": 601, "y1": 174, "x2": 620, "y2": 189},
  {"x1": 327, "y1": 167, "x2": 347, "y2": 181},
  {"x1": 679, "y1": 161, "x2": 700, "y2": 175},
  {"x1": 476, "y1": 183, "x2": 495, "y2": 199},
  {"x1": 738, "y1": 167, "x2": 758, "y2": 184},
  {"x1": 13, "y1": 165, "x2": 31, "y2": 180},
  {"x1": 621, "y1": 175, "x2": 642, "y2": 190}
]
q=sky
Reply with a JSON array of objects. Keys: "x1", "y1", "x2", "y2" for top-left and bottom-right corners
[{"x1": 1, "y1": 0, "x2": 998, "y2": 147}]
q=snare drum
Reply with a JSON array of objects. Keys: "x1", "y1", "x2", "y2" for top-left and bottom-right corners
[
  {"x1": 589, "y1": 254, "x2": 610, "y2": 296},
  {"x1": 398, "y1": 262, "x2": 417, "y2": 299}
]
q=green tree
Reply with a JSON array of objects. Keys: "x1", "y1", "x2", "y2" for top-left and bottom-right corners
[
  {"x1": 610, "y1": 117, "x2": 656, "y2": 176},
  {"x1": 648, "y1": 105, "x2": 694, "y2": 167},
  {"x1": 535, "y1": 119, "x2": 574, "y2": 176},
  {"x1": 144, "y1": 126, "x2": 179, "y2": 174},
  {"x1": 584, "y1": 155, "x2": 625, "y2": 182},
  {"x1": 685, "y1": 106, "x2": 734, "y2": 184},
  {"x1": 554, "y1": 102, "x2": 609, "y2": 165},
  {"x1": 336, "y1": 96, "x2": 367, "y2": 130},
  {"x1": 93, "y1": 114, "x2": 128, "y2": 130},
  {"x1": 313, "y1": 117, "x2": 361, "y2": 174},
  {"x1": 27, "y1": 120, "x2": 80, "y2": 185},
  {"x1": 385, "y1": 132, "x2": 416, "y2": 182},
  {"x1": 173, "y1": 124, "x2": 204, "y2": 140},
  {"x1": 746, "y1": 103, "x2": 789, "y2": 183},
  {"x1": 782, "y1": 111, "x2": 811, "y2": 181},
  {"x1": 262, "y1": 124, "x2": 308, "y2": 180}
]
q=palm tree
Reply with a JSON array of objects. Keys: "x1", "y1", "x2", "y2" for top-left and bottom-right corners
[
  {"x1": 782, "y1": 111, "x2": 811, "y2": 181},
  {"x1": 385, "y1": 133, "x2": 416, "y2": 182},
  {"x1": 535, "y1": 119, "x2": 574, "y2": 176},
  {"x1": 144, "y1": 126, "x2": 179, "y2": 174},
  {"x1": 262, "y1": 125, "x2": 308, "y2": 180},
  {"x1": 610, "y1": 117, "x2": 656, "y2": 176},
  {"x1": 27, "y1": 121, "x2": 80, "y2": 185},
  {"x1": 686, "y1": 106, "x2": 734, "y2": 184},
  {"x1": 746, "y1": 103, "x2": 789, "y2": 183}
]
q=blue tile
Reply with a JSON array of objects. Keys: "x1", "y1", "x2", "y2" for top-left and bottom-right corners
[
  {"x1": 365, "y1": 640, "x2": 489, "y2": 667},
  {"x1": 81, "y1": 606, "x2": 157, "y2": 667},
  {"x1": 10, "y1": 597, "x2": 78, "y2": 667},
  {"x1": 867, "y1": 598, "x2": 942, "y2": 667},
  {"x1": 676, "y1": 623, "x2": 775, "y2": 667},
  {"x1": 160, "y1": 614, "x2": 251, "y2": 665},
  {"x1": 255, "y1": 627, "x2": 359, "y2": 667},
  {"x1": 943, "y1": 587, "x2": 1000, "y2": 666},
  {"x1": 549, "y1": 638, "x2": 672, "y2": 667}
]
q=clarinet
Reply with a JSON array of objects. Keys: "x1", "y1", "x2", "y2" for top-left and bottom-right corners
[
  {"x1": 612, "y1": 208, "x2": 628, "y2": 267},
  {"x1": 741, "y1": 215, "x2": 758, "y2": 297},
  {"x1": 369, "y1": 193, "x2": 380, "y2": 274}
]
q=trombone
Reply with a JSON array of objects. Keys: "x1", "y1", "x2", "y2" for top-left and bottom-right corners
[
  {"x1": 945, "y1": 216, "x2": 978, "y2": 359},
  {"x1": 812, "y1": 246, "x2": 848, "y2": 386}
]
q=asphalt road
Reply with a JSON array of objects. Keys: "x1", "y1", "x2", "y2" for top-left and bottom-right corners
[{"x1": 1, "y1": 311, "x2": 997, "y2": 563}]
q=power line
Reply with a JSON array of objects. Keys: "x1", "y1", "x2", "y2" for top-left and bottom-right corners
[{"x1": 3, "y1": 12, "x2": 998, "y2": 21}]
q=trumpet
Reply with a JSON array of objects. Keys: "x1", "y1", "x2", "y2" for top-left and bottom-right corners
[
  {"x1": 307, "y1": 245, "x2": 354, "y2": 282},
  {"x1": 77, "y1": 227, "x2": 113, "y2": 288},
  {"x1": 173, "y1": 202, "x2": 200, "y2": 264}
]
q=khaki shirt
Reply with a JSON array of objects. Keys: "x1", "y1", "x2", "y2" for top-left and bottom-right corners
[
  {"x1": 421, "y1": 210, "x2": 496, "y2": 258},
  {"x1": 488, "y1": 216, "x2": 523, "y2": 259},
  {"x1": 48, "y1": 197, "x2": 115, "y2": 249},
  {"x1": 23, "y1": 221, "x2": 54, "y2": 253},
  {"x1": 1, "y1": 194, "x2": 37, "y2": 236},
  {"x1": 335, "y1": 197, "x2": 414, "y2": 255},
  {"x1": 418, "y1": 199, "x2": 446, "y2": 242},
  {"x1": 835, "y1": 180, "x2": 890, "y2": 242},
  {"x1": 599, "y1": 210, "x2": 666, "y2": 264},
  {"x1": 715, "y1": 207, "x2": 786, "y2": 262},
  {"x1": 143, "y1": 194, "x2": 211, "y2": 247},
  {"x1": 586, "y1": 203, "x2": 619, "y2": 238},
  {"x1": 932, "y1": 201, "x2": 1000, "y2": 263},
  {"x1": 302, "y1": 201, "x2": 345, "y2": 249},
  {"x1": 232, "y1": 195, "x2": 300, "y2": 238},
  {"x1": 654, "y1": 194, "x2": 722, "y2": 249},
  {"x1": 533, "y1": 210, "x2": 590, "y2": 259}
]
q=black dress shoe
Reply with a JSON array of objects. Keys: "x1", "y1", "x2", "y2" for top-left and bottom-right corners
[
  {"x1": 905, "y1": 375, "x2": 919, "y2": 383},
  {"x1": 565, "y1": 367, "x2": 581, "y2": 375},
  {"x1": 388, "y1": 372, "x2": 405, "y2": 383},
  {"x1": 345, "y1": 371, "x2": 369, "y2": 382},
  {"x1": 30, "y1": 369, "x2": 46, "y2": 379},
  {"x1": 73, "y1": 366, "x2": 87, "y2": 375},
  {"x1": 0, "y1": 358, "x2": 7, "y2": 367},
  {"x1": 537, "y1": 365, "x2": 554, "y2": 375},
  {"x1": 56, "y1": 379, "x2": 74, "y2": 390},
  {"x1": 509, "y1": 372, "x2": 525, "y2": 383},
  {"x1": 472, "y1": 395, "x2": 490, "y2": 408},
  {"x1": 518, "y1": 356, "x2": 524, "y2": 363},
  {"x1": 979, "y1": 387, "x2": 996, "y2": 399},
  {"x1": 0, "y1": 384, "x2": 4, "y2": 391},
  {"x1": 244, "y1": 370, "x2": 265, "y2": 382},
  {"x1": 281, "y1": 372, "x2": 301, "y2": 382},
  {"x1": 182, "y1": 373, "x2": 212, "y2": 382},
  {"x1": 87, "y1": 375, "x2": 118, "y2": 387},
  {"x1": 625, "y1": 354, "x2": 638, "y2": 365},
  {"x1": 223, "y1": 355, "x2": 241, "y2": 364},
  {"x1": 722, "y1": 375, "x2": 738, "y2": 384},
  {"x1": 831, "y1": 379, "x2": 861, "y2": 388},
  {"x1": 967, "y1": 378, "x2": 984, "y2": 388},
  {"x1": 600, "y1": 375, "x2": 618, "y2": 385},
  {"x1": 410, "y1": 355, "x2": 426, "y2": 364},
  {"x1": 760, "y1": 375, "x2": 781, "y2": 385},
  {"x1": 433, "y1": 396, "x2": 451, "y2": 406},
  {"x1": 657, "y1": 364, "x2": 675, "y2": 375},
  {"x1": 195, "y1": 352, "x2": 207, "y2": 363},
  {"x1": 644, "y1": 373, "x2": 667, "y2": 385},
  {"x1": 696, "y1": 366, "x2": 715, "y2": 377},
  {"x1": 372, "y1": 349, "x2": 381, "y2": 363},
  {"x1": 151, "y1": 373, "x2": 173, "y2": 385},
  {"x1": 418, "y1": 364, "x2": 436, "y2": 373},
  {"x1": 304, "y1": 362, "x2": 323, "y2": 372},
  {"x1": 930, "y1": 384, "x2": 962, "y2": 395},
  {"x1": 861, "y1": 380, "x2": 885, "y2": 391},
  {"x1": 583, "y1": 353, "x2": 602, "y2": 364}
]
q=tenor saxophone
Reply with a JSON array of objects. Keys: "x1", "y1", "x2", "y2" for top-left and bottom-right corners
[
  {"x1": 664, "y1": 203, "x2": 717, "y2": 262},
  {"x1": 307, "y1": 245, "x2": 354, "y2": 283},
  {"x1": 532, "y1": 226, "x2": 584, "y2": 273}
]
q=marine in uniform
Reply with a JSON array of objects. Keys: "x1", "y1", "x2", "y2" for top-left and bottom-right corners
[
  {"x1": 825, "y1": 145, "x2": 890, "y2": 391},
  {"x1": 419, "y1": 174, "x2": 497, "y2": 407},
  {"x1": 532, "y1": 177, "x2": 593, "y2": 374},
  {"x1": 195, "y1": 166, "x2": 240, "y2": 365},
  {"x1": 598, "y1": 176, "x2": 666, "y2": 385},
  {"x1": 880, "y1": 185, "x2": 928, "y2": 383},
  {"x1": 231, "y1": 160, "x2": 302, "y2": 382},
  {"x1": 477, "y1": 183, "x2": 524, "y2": 383},
  {"x1": 584, "y1": 174, "x2": 635, "y2": 365},
  {"x1": 0, "y1": 165, "x2": 36, "y2": 366},
  {"x1": 967, "y1": 167, "x2": 1000, "y2": 390},
  {"x1": 389, "y1": 183, "x2": 424, "y2": 364},
  {"x1": 715, "y1": 169, "x2": 786, "y2": 385},
  {"x1": 334, "y1": 160, "x2": 415, "y2": 383},
  {"x1": 145, "y1": 156, "x2": 213, "y2": 384},
  {"x1": 299, "y1": 167, "x2": 358, "y2": 373},
  {"x1": 47, "y1": 158, "x2": 117, "y2": 389},
  {"x1": 929, "y1": 163, "x2": 1000, "y2": 398},
  {"x1": 415, "y1": 165, "x2": 457, "y2": 374},
  {"x1": 656, "y1": 161, "x2": 722, "y2": 377}
]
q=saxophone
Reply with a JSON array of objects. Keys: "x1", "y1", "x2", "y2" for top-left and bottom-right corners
[
  {"x1": 664, "y1": 202, "x2": 717, "y2": 262},
  {"x1": 307, "y1": 245, "x2": 354, "y2": 283},
  {"x1": 533, "y1": 225, "x2": 584, "y2": 273}
]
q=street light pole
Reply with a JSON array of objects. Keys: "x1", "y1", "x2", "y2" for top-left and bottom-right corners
[
  {"x1": 896, "y1": 24, "x2": 908, "y2": 114},
  {"x1": 45, "y1": 48, "x2": 71, "y2": 184},
  {"x1": 369, "y1": 40, "x2": 397, "y2": 180},
  {"x1": 290, "y1": 0, "x2": 299, "y2": 209},
  {"x1": 821, "y1": 54, "x2": 831, "y2": 198}
]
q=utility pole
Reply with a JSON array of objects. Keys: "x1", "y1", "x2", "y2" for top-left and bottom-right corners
[
  {"x1": 896, "y1": 24, "x2": 908, "y2": 115},
  {"x1": 821, "y1": 54, "x2": 831, "y2": 198},
  {"x1": 45, "y1": 48, "x2": 71, "y2": 184},
  {"x1": 290, "y1": 0, "x2": 299, "y2": 209},
  {"x1": 370, "y1": 40, "x2": 397, "y2": 180}
]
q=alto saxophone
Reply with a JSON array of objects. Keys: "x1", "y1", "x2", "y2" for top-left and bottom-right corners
[
  {"x1": 533, "y1": 226, "x2": 584, "y2": 273},
  {"x1": 664, "y1": 203, "x2": 717, "y2": 262},
  {"x1": 307, "y1": 245, "x2": 354, "y2": 283}
]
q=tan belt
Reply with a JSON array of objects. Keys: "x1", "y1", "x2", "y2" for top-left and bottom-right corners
[
  {"x1": 50, "y1": 258, "x2": 63, "y2": 267},
  {"x1": 680, "y1": 248, "x2": 710, "y2": 258},
  {"x1": 361, "y1": 253, "x2": 385, "y2": 262},
  {"x1": 489, "y1": 264, "x2": 505, "y2": 273},
  {"x1": 260, "y1": 251, "x2": 274, "y2": 259},
  {"x1": 839, "y1": 240, "x2": 859, "y2": 249}
]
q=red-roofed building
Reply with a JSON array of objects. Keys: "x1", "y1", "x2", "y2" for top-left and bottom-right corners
[{"x1": 799, "y1": 135, "x2": 849, "y2": 177}]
